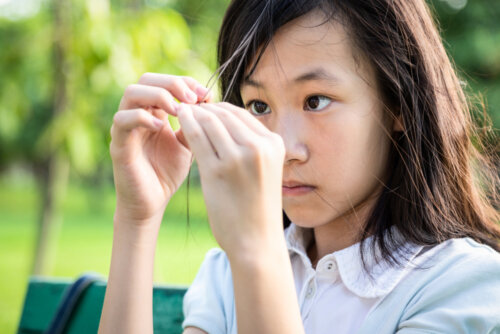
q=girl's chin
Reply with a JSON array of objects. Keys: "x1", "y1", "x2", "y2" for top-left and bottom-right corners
[
  {"x1": 283, "y1": 212, "x2": 330, "y2": 229},
  {"x1": 284, "y1": 206, "x2": 346, "y2": 229}
]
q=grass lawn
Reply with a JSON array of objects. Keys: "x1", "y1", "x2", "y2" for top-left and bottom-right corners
[{"x1": 0, "y1": 175, "x2": 217, "y2": 333}]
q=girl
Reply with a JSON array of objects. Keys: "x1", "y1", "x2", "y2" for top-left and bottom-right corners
[{"x1": 99, "y1": 0, "x2": 500, "y2": 333}]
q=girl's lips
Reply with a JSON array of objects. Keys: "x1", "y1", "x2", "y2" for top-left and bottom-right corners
[{"x1": 282, "y1": 185, "x2": 315, "y2": 196}]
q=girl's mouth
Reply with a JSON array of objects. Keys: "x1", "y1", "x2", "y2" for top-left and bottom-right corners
[{"x1": 282, "y1": 185, "x2": 315, "y2": 196}]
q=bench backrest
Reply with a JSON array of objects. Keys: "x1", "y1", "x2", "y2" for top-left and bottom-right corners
[{"x1": 17, "y1": 277, "x2": 188, "y2": 334}]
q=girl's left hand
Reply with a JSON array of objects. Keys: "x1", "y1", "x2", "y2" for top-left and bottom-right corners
[{"x1": 177, "y1": 102, "x2": 286, "y2": 260}]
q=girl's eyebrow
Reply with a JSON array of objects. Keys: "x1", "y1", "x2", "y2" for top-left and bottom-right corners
[{"x1": 243, "y1": 67, "x2": 341, "y2": 89}]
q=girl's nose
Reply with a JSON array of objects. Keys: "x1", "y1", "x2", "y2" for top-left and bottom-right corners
[{"x1": 273, "y1": 114, "x2": 309, "y2": 165}]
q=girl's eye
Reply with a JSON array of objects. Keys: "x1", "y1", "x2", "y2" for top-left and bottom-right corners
[
  {"x1": 304, "y1": 95, "x2": 331, "y2": 111},
  {"x1": 248, "y1": 100, "x2": 271, "y2": 115}
]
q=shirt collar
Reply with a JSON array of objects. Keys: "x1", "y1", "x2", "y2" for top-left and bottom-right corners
[{"x1": 284, "y1": 222, "x2": 424, "y2": 298}]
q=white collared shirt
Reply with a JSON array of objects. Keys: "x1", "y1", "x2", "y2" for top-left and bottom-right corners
[
  {"x1": 284, "y1": 223, "x2": 431, "y2": 334},
  {"x1": 182, "y1": 223, "x2": 500, "y2": 334}
]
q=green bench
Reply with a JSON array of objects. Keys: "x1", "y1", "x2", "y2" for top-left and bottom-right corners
[{"x1": 17, "y1": 276, "x2": 189, "y2": 334}]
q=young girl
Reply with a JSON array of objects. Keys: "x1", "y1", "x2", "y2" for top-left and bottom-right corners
[{"x1": 98, "y1": 0, "x2": 500, "y2": 333}]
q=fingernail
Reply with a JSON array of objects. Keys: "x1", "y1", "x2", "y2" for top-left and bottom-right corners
[
  {"x1": 153, "y1": 117, "x2": 164, "y2": 129},
  {"x1": 185, "y1": 90, "x2": 198, "y2": 103}
]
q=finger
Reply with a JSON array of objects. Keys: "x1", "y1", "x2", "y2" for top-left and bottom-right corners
[
  {"x1": 190, "y1": 105, "x2": 237, "y2": 160},
  {"x1": 204, "y1": 89, "x2": 215, "y2": 103},
  {"x1": 138, "y1": 73, "x2": 211, "y2": 104},
  {"x1": 199, "y1": 103, "x2": 262, "y2": 146},
  {"x1": 181, "y1": 76, "x2": 213, "y2": 103},
  {"x1": 212, "y1": 102, "x2": 271, "y2": 136},
  {"x1": 177, "y1": 104, "x2": 218, "y2": 164},
  {"x1": 150, "y1": 106, "x2": 170, "y2": 122},
  {"x1": 119, "y1": 84, "x2": 179, "y2": 116},
  {"x1": 111, "y1": 108, "x2": 164, "y2": 145},
  {"x1": 174, "y1": 128, "x2": 189, "y2": 150}
]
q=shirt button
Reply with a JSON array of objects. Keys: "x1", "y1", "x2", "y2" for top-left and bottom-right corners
[
  {"x1": 325, "y1": 261, "x2": 336, "y2": 271},
  {"x1": 305, "y1": 281, "x2": 316, "y2": 299}
]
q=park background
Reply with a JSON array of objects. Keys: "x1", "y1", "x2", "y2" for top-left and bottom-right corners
[{"x1": 0, "y1": 0, "x2": 498, "y2": 332}]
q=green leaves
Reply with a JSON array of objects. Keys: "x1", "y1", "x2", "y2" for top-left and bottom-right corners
[{"x1": 0, "y1": 0, "x2": 215, "y2": 175}]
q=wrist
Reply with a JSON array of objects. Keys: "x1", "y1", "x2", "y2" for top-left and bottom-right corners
[
  {"x1": 227, "y1": 233, "x2": 290, "y2": 269},
  {"x1": 112, "y1": 211, "x2": 163, "y2": 248},
  {"x1": 113, "y1": 199, "x2": 166, "y2": 225},
  {"x1": 114, "y1": 194, "x2": 169, "y2": 224}
]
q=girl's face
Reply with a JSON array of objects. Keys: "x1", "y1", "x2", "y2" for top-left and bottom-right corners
[{"x1": 240, "y1": 10, "x2": 399, "y2": 230}]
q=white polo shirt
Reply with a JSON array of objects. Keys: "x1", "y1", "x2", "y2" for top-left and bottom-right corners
[
  {"x1": 182, "y1": 223, "x2": 500, "y2": 333},
  {"x1": 284, "y1": 223, "x2": 429, "y2": 334}
]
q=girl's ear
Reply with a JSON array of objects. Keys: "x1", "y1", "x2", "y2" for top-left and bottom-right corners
[{"x1": 393, "y1": 115, "x2": 404, "y2": 132}]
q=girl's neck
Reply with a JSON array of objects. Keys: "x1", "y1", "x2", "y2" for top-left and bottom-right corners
[
  {"x1": 306, "y1": 224, "x2": 359, "y2": 269},
  {"x1": 306, "y1": 193, "x2": 379, "y2": 267},
  {"x1": 306, "y1": 238, "x2": 319, "y2": 269}
]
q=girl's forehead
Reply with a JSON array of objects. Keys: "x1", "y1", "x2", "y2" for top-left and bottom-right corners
[{"x1": 246, "y1": 10, "x2": 372, "y2": 86}]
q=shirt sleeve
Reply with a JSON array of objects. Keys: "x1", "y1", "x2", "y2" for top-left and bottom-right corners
[
  {"x1": 396, "y1": 245, "x2": 500, "y2": 334},
  {"x1": 182, "y1": 248, "x2": 235, "y2": 334}
]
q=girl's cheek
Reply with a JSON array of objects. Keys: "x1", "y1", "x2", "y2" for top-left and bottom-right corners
[
  {"x1": 311, "y1": 111, "x2": 382, "y2": 177},
  {"x1": 312, "y1": 115, "x2": 353, "y2": 153}
]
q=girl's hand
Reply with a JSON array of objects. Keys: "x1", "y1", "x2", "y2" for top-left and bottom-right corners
[
  {"x1": 177, "y1": 102, "x2": 285, "y2": 258},
  {"x1": 110, "y1": 73, "x2": 212, "y2": 226}
]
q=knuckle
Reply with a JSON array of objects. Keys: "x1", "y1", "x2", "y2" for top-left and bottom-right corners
[
  {"x1": 213, "y1": 163, "x2": 228, "y2": 177},
  {"x1": 135, "y1": 109, "x2": 150, "y2": 123},
  {"x1": 113, "y1": 111, "x2": 125, "y2": 126},
  {"x1": 220, "y1": 153, "x2": 242, "y2": 173},
  {"x1": 109, "y1": 139, "x2": 117, "y2": 155},
  {"x1": 109, "y1": 146, "x2": 116, "y2": 159},
  {"x1": 169, "y1": 78, "x2": 184, "y2": 91},
  {"x1": 181, "y1": 76, "x2": 196, "y2": 84},
  {"x1": 247, "y1": 137, "x2": 282, "y2": 161},
  {"x1": 124, "y1": 84, "x2": 139, "y2": 96},
  {"x1": 158, "y1": 89, "x2": 173, "y2": 104},
  {"x1": 244, "y1": 140, "x2": 261, "y2": 153},
  {"x1": 110, "y1": 124, "x2": 116, "y2": 137},
  {"x1": 242, "y1": 142, "x2": 264, "y2": 163}
]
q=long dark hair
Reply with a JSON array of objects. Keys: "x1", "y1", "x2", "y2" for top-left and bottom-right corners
[{"x1": 215, "y1": 0, "x2": 500, "y2": 267}]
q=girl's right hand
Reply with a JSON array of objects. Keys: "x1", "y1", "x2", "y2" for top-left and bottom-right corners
[{"x1": 110, "y1": 73, "x2": 212, "y2": 227}]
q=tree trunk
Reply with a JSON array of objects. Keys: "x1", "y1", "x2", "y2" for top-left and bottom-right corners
[
  {"x1": 31, "y1": 0, "x2": 71, "y2": 276},
  {"x1": 32, "y1": 156, "x2": 69, "y2": 275}
]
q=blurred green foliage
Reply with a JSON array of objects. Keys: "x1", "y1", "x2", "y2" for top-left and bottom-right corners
[
  {"x1": 432, "y1": 0, "x2": 500, "y2": 127},
  {"x1": 0, "y1": 0, "x2": 227, "y2": 178},
  {"x1": 0, "y1": 0, "x2": 498, "y2": 179}
]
